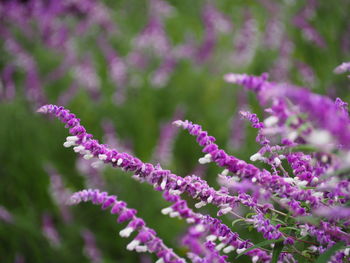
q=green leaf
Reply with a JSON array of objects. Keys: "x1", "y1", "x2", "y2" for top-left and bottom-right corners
[
  {"x1": 271, "y1": 218, "x2": 287, "y2": 225},
  {"x1": 245, "y1": 212, "x2": 256, "y2": 218},
  {"x1": 295, "y1": 216, "x2": 320, "y2": 224},
  {"x1": 271, "y1": 241, "x2": 284, "y2": 263},
  {"x1": 248, "y1": 225, "x2": 254, "y2": 232},
  {"x1": 236, "y1": 239, "x2": 284, "y2": 259},
  {"x1": 315, "y1": 242, "x2": 346, "y2": 263},
  {"x1": 231, "y1": 219, "x2": 245, "y2": 227},
  {"x1": 279, "y1": 227, "x2": 299, "y2": 232}
]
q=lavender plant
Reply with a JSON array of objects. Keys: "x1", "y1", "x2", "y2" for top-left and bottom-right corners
[
  {"x1": 37, "y1": 68, "x2": 350, "y2": 262},
  {"x1": 1, "y1": 1, "x2": 350, "y2": 262}
]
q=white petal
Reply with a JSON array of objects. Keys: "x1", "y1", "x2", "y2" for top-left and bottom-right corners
[
  {"x1": 252, "y1": 255, "x2": 259, "y2": 263},
  {"x1": 195, "y1": 201, "x2": 207, "y2": 209},
  {"x1": 66, "y1": 136, "x2": 79, "y2": 142},
  {"x1": 126, "y1": 240, "x2": 140, "y2": 251},
  {"x1": 135, "y1": 245, "x2": 148, "y2": 252},
  {"x1": 98, "y1": 154, "x2": 107, "y2": 161},
  {"x1": 264, "y1": 116, "x2": 278, "y2": 127},
  {"x1": 155, "y1": 258, "x2": 165, "y2": 263},
  {"x1": 219, "y1": 207, "x2": 232, "y2": 215},
  {"x1": 250, "y1": 153, "x2": 262, "y2": 162},
  {"x1": 169, "y1": 212, "x2": 180, "y2": 218},
  {"x1": 117, "y1": 158, "x2": 123, "y2": 166},
  {"x1": 161, "y1": 207, "x2": 173, "y2": 215},
  {"x1": 119, "y1": 227, "x2": 134, "y2": 238},
  {"x1": 206, "y1": 235, "x2": 217, "y2": 242},
  {"x1": 215, "y1": 243, "x2": 226, "y2": 251},
  {"x1": 194, "y1": 224, "x2": 205, "y2": 232},
  {"x1": 63, "y1": 141, "x2": 74, "y2": 148},
  {"x1": 223, "y1": 245, "x2": 235, "y2": 253}
]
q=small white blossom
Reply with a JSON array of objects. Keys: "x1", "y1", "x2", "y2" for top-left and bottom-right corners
[
  {"x1": 194, "y1": 224, "x2": 205, "y2": 232},
  {"x1": 195, "y1": 201, "x2": 207, "y2": 209},
  {"x1": 161, "y1": 207, "x2": 173, "y2": 215},
  {"x1": 160, "y1": 177, "x2": 167, "y2": 190},
  {"x1": 309, "y1": 246, "x2": 318, "y2": 252},
  {"x1": 186, "y1": 218, "x2": 195, "y2": 224},
  {"x1": 169, "y1": 211, "x2": 180, "y2": 218},
  {"x1": 199, "y1": 154, "x2": 212, "y2": 164},
  {"x1": 63, "y1": 141, "x2": 75, "y2": 148},
  {"x1": 264, "y1": 116, "x2": 278, "y2": 127},
  {"x1": 219, "y1": 206, "x2": 232, "y2": 215},
  {"x1": 313, "y1": 191, "x2": 323, "y2": 198},
  {"x1": 287, "y1": 131, "x2": 298, "y2": 141},
  {"x1": 135, "y1": 245, "x2": 148, "y2": 252},
  {"x1": 252, "y1": 255, "x2": 259, "y2": 263},
  {"x1": 296, "y1": 180, "x2": 308, "y2": 187},
  {"x1": 223, "y1": 245, "x2": 235, "y2": 253},
  {"x1": 236, "y1": 248, "x2": 246, "y2": 254},
  {"x1": 73, "y1": 145, "x2": 85, "y2": 153},
  {"x1": 98, "y1": 154, "x2": 107, "y2": 161},
  {"x1": 215, "y1": 243, "x2": 226, "y2": 251},
  {"x1": 66, "y1": 136, "x2": 79, "y2": 142},
  {"x1": 220, "y1": 169, "x2": 229, "y2": 176},
  {"x1": 218, "y1": 236, "x2": 225, "y2": 241},
  {"x1": 119, "y1": 227, "x2": 134, "y2": 237},
  {"x1": 300, "y1": 228, "x2": 308, "y2": 237},
  {"x1": 274, "y1": 157, "x2": 281, "y2": 166},
  {"x1": 126, "y1": 240, "x2": 140, "y2": 251},
  {"x1": 206, "y1": 235, "x2": 217, "y2": 242},
  {"x1": 172, "y1": 120, "x2": 183, "y2": 127},
  {"x1": 250, "y1": 152, "x2": 262, "y2": 162},
  {"x1": 284, "y1": 177, "x2": 295, "y2": 184},
  {"x1": 169, "y1": 189, "x2": 182, "y2": 195},
  {"x1": 207, "y1": 195, "x2": 213, "y2": 203}
]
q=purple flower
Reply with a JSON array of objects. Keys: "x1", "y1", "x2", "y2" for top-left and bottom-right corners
[
  {"x1": 292, "y1": 1, "x2": 326, "y2": 48},
  {"x1": 81, "y1": 229, "x2": 102, "y2": 263},
  {"x1": 249, "y1": 214, "x2": 282, "y2": 240},
  {"x1": 0, "y1": 205, "x2": 13, "y2": 224},
  {"x1": 45, "y1": 165, "x2": 73, "y2": 223},
  {"x1": 152, "y1": 108, "x2": 184, "y2": 165},
  {"x1": 334, "y1": 62, "x2": 350, "y2": 77},
  {"x1": 70, "y1": 189, "x2": 185, "y2": 263},
  {"x1": 42, "y1": 213, "x2": 61, "y2": 247},
  {"x1": 38, "y1": 103, "x2": 350, "y2": 261}
]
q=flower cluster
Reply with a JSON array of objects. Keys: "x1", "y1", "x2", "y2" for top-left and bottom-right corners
[
  {"x1": 70, "y1": 189, "x2": 185, "y2": 263},
  {"x1": 1, "y1": 1, "x2": 350, "y2": 262},
  {"x1": 38, "y1": 64, "x2": 350, "y2": 263}
]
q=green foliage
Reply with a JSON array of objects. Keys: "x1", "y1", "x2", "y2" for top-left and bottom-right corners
[{"x1": 315, "y1": 242, "x2": 346, "y2": 263}]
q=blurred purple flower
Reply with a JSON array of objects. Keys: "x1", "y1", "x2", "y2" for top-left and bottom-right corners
[
  {"x1": 42, "y1": 213, "x2": 61, "y2": 247},
  {"x1": 0, "y1": 205, "x2": 13, "y2": 224},
  {"x1": 81, "y1": 229, "x2": 102, "y2": 263}
]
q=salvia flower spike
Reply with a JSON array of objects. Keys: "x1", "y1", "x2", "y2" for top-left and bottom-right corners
[
  {"x1": 38, "y1": 103, "x2": 350, "y2": 262},
  {"x1": 69, "y1": 189, "x2": 185, "y2": 263}
]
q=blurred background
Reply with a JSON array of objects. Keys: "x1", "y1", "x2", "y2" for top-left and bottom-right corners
[{"x1": 0, "y1": 0, "x2": 350, "y2": 262}]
